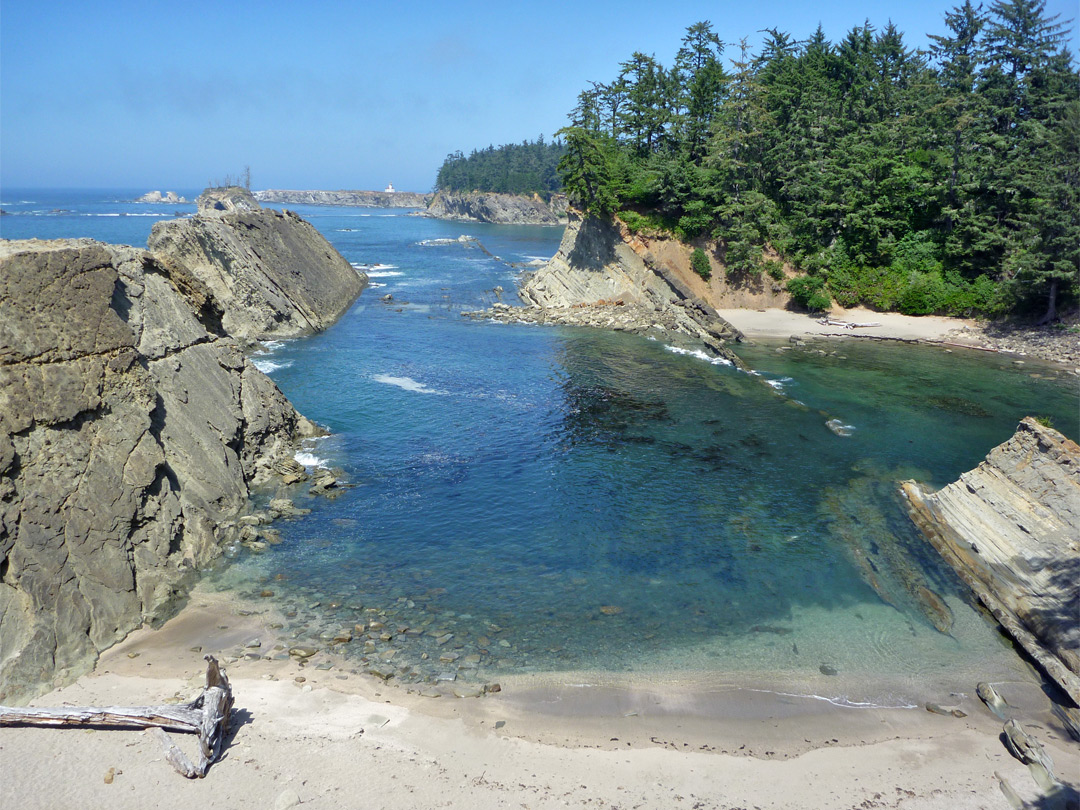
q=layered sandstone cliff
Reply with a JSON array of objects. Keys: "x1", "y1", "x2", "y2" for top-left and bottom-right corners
[
  {"x1": 0, "y1": 239, "x2": 319, "y2": 702},
  {"x1": 901, "y1": 418, "x2": 1080, "y2": 704},
  {"x1": 148, "y1": 188, "x2": 367, "y2": 340},
  {"x1": 478, "y1": 210, "x2": 744, "y2": 365},
  {"x1": 424, "y1": 191, "x2": 568, "y2": 225}
]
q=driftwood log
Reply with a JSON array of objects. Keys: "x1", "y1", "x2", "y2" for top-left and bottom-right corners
[{"x1": 0, "y1": 655, "x2": 232, "y2": 778}]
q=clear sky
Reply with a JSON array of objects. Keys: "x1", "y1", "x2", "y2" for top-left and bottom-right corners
[{"x1": 2, "y1": 0, "x2": 1076, "y2": 192}]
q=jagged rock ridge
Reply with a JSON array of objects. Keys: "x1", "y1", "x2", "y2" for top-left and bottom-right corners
[
  {"x1": 149, "y1": 187, "x2": 367, "y2": 340},
  {"x1": 471, "y1": 210, "x2": 744, "y2": 365},
  {"x1": 902, "y1": 418, "x2": 1080, "y2": 704}
]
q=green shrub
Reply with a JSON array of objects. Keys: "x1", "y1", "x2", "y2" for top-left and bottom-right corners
[
  {"x1": 764, "y1": 260, "x2": 785, "y2": 281},
  {"x1": 825, "y1": 265, "x2": 861, "y2": 308},
  {"x1": 898, "y1": 270, "x2": 949, "y2": 315},
  {"x1": 787, "y1": 275, "x2": 831, "y2": 311},
  {"x1": 691, "y1": 247, "x2": 712, "y2": 281},
  {"x1": 1034, "y1": 415, "x2": 1055, "y2": 429},
  {"x1": 619, "y1": 210, "x2": 649, "y2": 234}
]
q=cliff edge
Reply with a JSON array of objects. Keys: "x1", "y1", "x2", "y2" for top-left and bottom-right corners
[
  {"x1": 0, "y1": 239, "x2": 316, "y2": 703},
  {"x1": 424, "y1": 191, "x2": 568, "y2": 225},
  {"x1": 901, "y1": 418, "x2": 1080, "y2": 704},
  {"x1": 148, "y1": 187, "x2": 367, "y2": 340}
]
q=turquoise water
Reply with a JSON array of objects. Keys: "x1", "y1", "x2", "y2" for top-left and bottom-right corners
[{"x1": 7, "y1": 191, "x2": 1077, "y2": 704}]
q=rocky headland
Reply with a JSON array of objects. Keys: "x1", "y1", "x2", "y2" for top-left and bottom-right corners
[
  {"x1": 0, "y1": 188, "x2": 365, "y2": 703},
  {"x1": 254, "y1": 189, "x2": 432, "y2": 208},
  {"x1": 148, "y1": 187, "x2": 367, "y2": 340},
  {"x1": 423, "y1": 191, "x2": 568, "y2": 225},
  {"x1": 466, "y1": 209, "x2": 746, "y2": 366},
  {"x1": 902, "y1": 418, "x2": 1080, "y2": 705}
]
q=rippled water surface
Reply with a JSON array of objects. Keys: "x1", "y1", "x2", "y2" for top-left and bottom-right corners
[{"x1": 9, "y1": 190, "x2": 1077, "y2": 703}]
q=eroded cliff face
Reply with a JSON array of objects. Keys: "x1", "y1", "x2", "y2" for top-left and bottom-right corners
[
  {"x1": 902, "y1": 418, "x2": 1080, "y2": 704},
  {"x1": 254, "y1": 189, "x2": 433, "y2": 208},
  {"x1": 425, "y1": 191, "x2": 568, "y2": 225},
  {"x1": 504, "y1": 211, "x2": 743, "y2": 364},
  {"x1": 0, "y1": 239, "x2": 316, "y2": 703},
  {"x1": 148, "y1": 188, "x2": 367, "y2": 340}
]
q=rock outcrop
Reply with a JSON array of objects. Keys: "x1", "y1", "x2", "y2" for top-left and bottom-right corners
[
  {"x1": 254, "y1": 189, "x2": 433, "y2": 208},
  {"x1": 470, "y1": 210, "x2": 744, "y2": 365},
  {"x1": 136, "y1": 191, "x2": 188, "y2": 204},
  {"x1": 0, "y1": 239, "x2": 318, "y2": 703},
  {"x1": 424, "y1": 191, "x2": 568, "y2": 225},
  {"x1": 901, "y1": 418, "x2": 1080, "y2": 705},
  {"x1": 148, "y1": 188, "x2": 367, "y2": 340}
]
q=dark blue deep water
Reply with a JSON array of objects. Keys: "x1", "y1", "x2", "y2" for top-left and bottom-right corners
[{"x1": 5, "y1": 190, "x2": 1076, "y2": 704}]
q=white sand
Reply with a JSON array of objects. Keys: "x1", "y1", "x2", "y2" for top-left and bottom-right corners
[
  {"x1": 717, "y1": 307, "x2": 975, "y2": 342},
  {"x1": 2, "y1": 590, "x2": 1075, "y2": 809}
]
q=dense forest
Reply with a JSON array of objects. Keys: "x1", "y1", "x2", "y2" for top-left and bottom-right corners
[
  {"x1": 556, "y1": 0, "x2": 1078, "y2": 321},
  {"x1": 435, "y1": 137, "x2": 567, "y2": 199}
]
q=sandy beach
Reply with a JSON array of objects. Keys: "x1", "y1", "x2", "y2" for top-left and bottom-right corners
[
  {"x1": 717, "y1": 307, "x2": 975, "y2": 343},
  {"x1": 2, "y1": 588, "x2": 1076, "y2": 810}
]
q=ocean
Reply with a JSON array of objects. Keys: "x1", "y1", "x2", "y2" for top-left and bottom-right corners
[{"x1": 4, "y1": 188, "x2": 1076, "y2": 706}]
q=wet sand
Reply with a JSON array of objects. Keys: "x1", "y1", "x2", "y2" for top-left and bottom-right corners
[{"x1": 2, "y1": 588, "x2": 1076, "y2": 809}]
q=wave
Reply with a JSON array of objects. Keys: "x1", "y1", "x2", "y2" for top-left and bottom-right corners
[
  {"x1": 663, "y1": 344, "x2": 733, "y2": 367},
  {"x1": 372, "y1": 374, "x2": 446, "y2": 395},
  {"x1": 258, "y1": 340, "x2": 287, "y2": 352},
  {"x1": 366, "y1": 270, "x2": 403, "y2": 278},
  {"x1": 294, "y1": 451, "x2": 329, "y2": 469},
  {"x1": 253, "y1": 358, "x2": 292, "y2": 374}
]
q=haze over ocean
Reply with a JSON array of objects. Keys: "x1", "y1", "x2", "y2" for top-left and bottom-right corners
[{"x1": 3, "y1": 0, "x2": 1076, "y2": 193}]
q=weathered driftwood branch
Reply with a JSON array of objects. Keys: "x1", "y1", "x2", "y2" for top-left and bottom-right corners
[{"x1": 0, "y1": 655, "x2": 232, "y2": 779}]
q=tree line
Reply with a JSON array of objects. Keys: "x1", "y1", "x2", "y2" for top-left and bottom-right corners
[
  {"x1": 556, "y1": 2, "x2": 1078, "y2": 321},
  {"x1": 435, "y1": 137, "x2": 567, "y2": 199}
]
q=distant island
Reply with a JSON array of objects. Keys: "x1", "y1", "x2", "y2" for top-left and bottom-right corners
[{"x1": 136, "y1": 190, "x2": 188, "y2": 203}]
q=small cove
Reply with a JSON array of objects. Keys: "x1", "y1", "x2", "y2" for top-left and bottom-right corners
[{"x1": 6, "y1": 192, "x2": 1077, "y2": 706}]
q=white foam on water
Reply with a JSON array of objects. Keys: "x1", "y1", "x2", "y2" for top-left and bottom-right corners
[
  {"x1": 259, "y1": 340, "x2": 286, "y2": 352},
  {"x1": 765, "y1": 376, "x2": 793, "y2": 391},
  {"x1": 373, "y1": 374, "x2": 445, "y2": 395},
  {"x1": 663, "y1": 344, "x2": 733, "y2": 367},
  {"x1": 366, "y1": 270, "x2": 403, "y2": 278},
  {"x1": 253, "y1": 358, "x2": 291, "y2": 374},
  {"x1": 294, "y1": 451, "x2": 329, "y2": 469},
  {"x1": 826, "y1": 418, "x2": 856, "y2": 437}
]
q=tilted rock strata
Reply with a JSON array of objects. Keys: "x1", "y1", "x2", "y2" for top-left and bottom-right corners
[
  {"x1": 901, "y1": 418, "x2": 1080, "y2": 704},
  {"x1": 476, "y1": 210, "x2": 744, "y2": 365},
  {"x1": 0, "y1": 239, "x2": 315, "y2": 703},
  {"x1": 254, "y1": 189, "x2": 433, "y2": 208},
  {"x1": 148, "y1": 188, "x2": 367, "y2": 340},
  {"x1": 424, "y1": 191, "x2": 568, "y2": 225}
]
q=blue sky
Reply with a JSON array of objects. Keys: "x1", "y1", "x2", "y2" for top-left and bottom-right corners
[{"x1": 2, "y1": 0, "x2": 1076, "y2": 192}]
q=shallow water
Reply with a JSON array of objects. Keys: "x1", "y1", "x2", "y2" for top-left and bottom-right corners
[{"x1": 9, "y1": 191, "x2": 1077, "y2": 704}]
